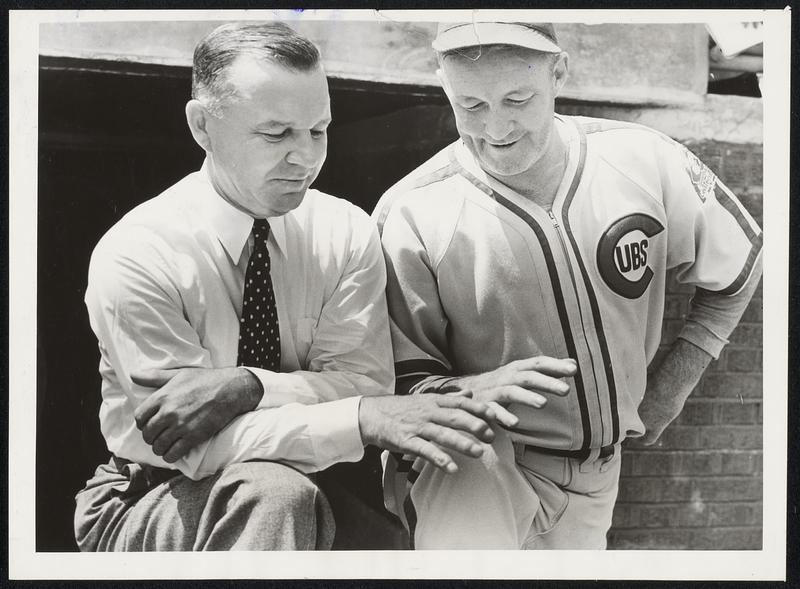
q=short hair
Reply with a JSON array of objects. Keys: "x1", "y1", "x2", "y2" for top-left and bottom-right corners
[{"x1": 191, "y1": 21, "x2": 321, "y2": 116}]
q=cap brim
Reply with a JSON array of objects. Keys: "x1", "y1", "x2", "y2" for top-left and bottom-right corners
[{"x1": 433, "y1": 22, "x2": 561, "y2": 54}]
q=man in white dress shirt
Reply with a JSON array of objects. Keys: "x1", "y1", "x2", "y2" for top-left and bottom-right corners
[{"x1": 74, "y1": 21, "x2": 498, "y2": 551}]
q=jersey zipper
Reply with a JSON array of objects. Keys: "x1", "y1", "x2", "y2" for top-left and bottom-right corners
[{"x1": 547, "y1": 209, "x2": 606, "y2": 448}]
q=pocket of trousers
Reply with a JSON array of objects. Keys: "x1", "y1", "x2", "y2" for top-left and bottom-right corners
[{"x1": 516, "y1": 461, "x2": 569, "y2": 536}]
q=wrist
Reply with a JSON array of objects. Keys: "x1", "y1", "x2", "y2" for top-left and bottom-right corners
[
  {"x1": 236, "y1": 367, "x2": 264, "y2": 411},
  {"x1": 357, "y1": 396, "x2": 377, "y2": 446}
]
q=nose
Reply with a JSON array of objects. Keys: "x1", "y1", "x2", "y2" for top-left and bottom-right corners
[
  {"x1": 285, "y1": 131, "x2": 320, "y2": 167},
  {"x1": 483, "y1": 109, "x2": 514, "y2": 142}
]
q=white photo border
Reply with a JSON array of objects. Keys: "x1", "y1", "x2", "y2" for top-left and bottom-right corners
[{"x1": 8, "y1": 7, "x2": 790, "y2": 580}]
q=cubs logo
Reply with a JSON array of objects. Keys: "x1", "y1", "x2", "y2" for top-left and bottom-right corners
[{"x1": 597, "y1": 213, "x2": 664, "y2": 299}]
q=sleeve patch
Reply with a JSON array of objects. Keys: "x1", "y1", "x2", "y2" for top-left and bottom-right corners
[{"x1": 682, "y1": 146, "x2": 717, "y2": 203}]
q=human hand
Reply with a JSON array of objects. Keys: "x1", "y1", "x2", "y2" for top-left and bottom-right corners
[
  {"x1": 636, "y1": 393, "x2": 684, "y2": 446},
  {"x1": 443, "y1": 356, "x2": 578, "y2": 427},
  {"x1": 634, "y1": 339, "x2": 711, "y2": 446},
  {"x1": 358, "y1": 394, "x2": 499, "y2": 473},
  {"x1": 131, "y1": 366, "x2": 263, "y2": 462}
]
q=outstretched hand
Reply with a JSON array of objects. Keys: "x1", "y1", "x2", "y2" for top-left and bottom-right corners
[
  {"x1": 358, "y1": 393, "x2": 499, "y2": 473},
  {"x1": 442, "y1": 356, "x2": 578, "y2": 427},
  {"x1": 131, "y1": 366, "x2": 263, "y2": 463}
]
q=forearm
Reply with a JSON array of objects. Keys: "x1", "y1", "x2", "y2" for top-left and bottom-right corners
[
  {"x1": 645, "y1": 338, "x2": 712, "y2": 408},
  {"x1": 177, "y1": 396, "x2": 365, "y2": 480},
  {"x1": 248, "y1": 368, "x2": 391, "y2": 408},
  {"x1": 637, "y1": 338, "x2": 713, "y2": 443},
  {"x1": 225, "y1": 367, "x2": 265, "y2": 411}
]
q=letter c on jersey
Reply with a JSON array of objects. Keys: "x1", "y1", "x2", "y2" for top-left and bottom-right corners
[{"x1": 597, "y1": 213, "x2": 664, "y2": 299}]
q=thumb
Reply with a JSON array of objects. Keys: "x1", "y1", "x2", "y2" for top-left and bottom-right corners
[
  {"x1": 130, "y1": 368, "x2": 182, "y2": 388},
  {"x1": 639, "y1": 428, "x2": 662, "y2": 446}
]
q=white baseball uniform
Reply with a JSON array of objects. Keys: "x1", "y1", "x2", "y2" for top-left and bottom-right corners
[{"x1": 373, "y1": 114, "x2": 762, "y2": 549}]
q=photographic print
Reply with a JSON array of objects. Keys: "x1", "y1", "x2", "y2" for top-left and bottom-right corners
[{"x1": 8, "y1": 8, "x2": 789, "y2": 581}]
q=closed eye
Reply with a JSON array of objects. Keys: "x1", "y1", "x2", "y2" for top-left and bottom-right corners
[
  {"x1": 261, "y1": 130, "x2": 290, "y2": 141},
  {"x1": 506, "y1": 96, "x2": 533, "y2": 106}
]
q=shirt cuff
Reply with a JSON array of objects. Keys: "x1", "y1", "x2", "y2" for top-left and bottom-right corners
[
  {"x1": 306, "y1": 395, "x2": 365, "y2": 465},
  {"x1": 678, "y1": 321, "x2": 728, "y2": 360},
  {"x1": 243, "y1": 367, "x2": 277, "y2": 409}
]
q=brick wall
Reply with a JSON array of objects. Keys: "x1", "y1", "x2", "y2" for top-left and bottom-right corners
[{"x1": 608, "y1": 140, "x2": 764, "y2": 550}]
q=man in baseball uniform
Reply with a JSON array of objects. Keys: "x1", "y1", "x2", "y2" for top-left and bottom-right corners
[{"x1": 373, "y1": 21, "x2": 763, "y2": 549}]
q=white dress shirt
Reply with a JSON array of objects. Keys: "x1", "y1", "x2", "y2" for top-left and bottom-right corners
[{"x1": 85, "y1": 162, "x2": 394, "y2": 480}]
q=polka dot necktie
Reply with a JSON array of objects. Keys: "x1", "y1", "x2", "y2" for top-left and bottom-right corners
[{"x1": 237, "y1": 218, "x2": 281, "y2": 372}]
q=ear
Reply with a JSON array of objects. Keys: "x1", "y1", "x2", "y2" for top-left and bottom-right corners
[
  {"x1": 436, "y1": 67, "x2": 454, "y2": 101},
  {"x1": 552, "y1": 52, "x2": 569, "y2": 96},
  {"x1": 185, "y1": 99, "x2": 213, "y2": 152}
]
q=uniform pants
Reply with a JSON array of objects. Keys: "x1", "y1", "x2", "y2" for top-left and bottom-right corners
[
  {"x1": 385, "y1": 429, "x2": 621, "y2": 549},
  {"x1": 74, "y1": 457, "x2": 335, "y2": 551}
]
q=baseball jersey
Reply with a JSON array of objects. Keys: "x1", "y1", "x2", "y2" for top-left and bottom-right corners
[{"x1": 374, "y1": 115, "x2": 762, "y2": 456}]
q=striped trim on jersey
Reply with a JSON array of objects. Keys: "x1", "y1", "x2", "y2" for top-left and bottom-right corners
[
  {"x1": 394, "y1": 359, "x2": 452, "y2": 395},
  {"x1": 561, "y1": 123, "x2": 622, "y2": 444},
  {"x1": 446, "y1": 151, "x2": 596, "y2": 457},
  {"x1": 711, "y1": 182, "x2": 763, "y2": 295}
]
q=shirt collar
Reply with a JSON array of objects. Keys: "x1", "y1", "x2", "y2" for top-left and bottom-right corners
[{"x1": 196, "y1": 159, "x2": 288, "y2": 264}]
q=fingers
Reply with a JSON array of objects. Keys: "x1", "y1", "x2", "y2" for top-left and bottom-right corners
[
  {"x1": 162, "y1": 437, "x2": 193, "y2": 463},
  {"x1": 514, "y1": 370, "x2": 572, "y2": 397},
  {"x1": 420, "y1": 423, "x2": 484, "y2": 458},
  {"x1": 133, "y1": 397, "x2": 161, "y2": 431},
  {"x1": 141, "y1": 417, "x2": 197, "y2": 462},
  {"x1": 430, "y1": 403, "x2": 495, "y2": 444},
  {"x1": 436, "y1": 394, "x2": 497, "y2": 422},
  {"x1": 486, "y1": 401, "x2": 519, "y2": 428},
  {"x1": 513, "y1": 356, "x2": 578, "y2": 378},
  {"x1": 141, "y1": 417, "x2": 170, "y2": 446},
  {"x1": 403, "y1": 437, "x2": 459, "y2": 473},
  {"x1": 130, "y1": 368, "x2": 182, "y2": 388},
  {"x1": 151, "y1": 427, "x2": 179, "y2": 457},
  {"x1": 492, "y1": 384, "x2": 549, "y2": 408}
]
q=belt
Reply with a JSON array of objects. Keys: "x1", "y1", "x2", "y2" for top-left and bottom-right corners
[{"x1": 522, "y1": 444, "x2": 616, "y2": 461}]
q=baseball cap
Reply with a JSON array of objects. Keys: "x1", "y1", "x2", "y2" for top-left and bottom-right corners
[{"x1": 432, "y1": 21, "x2": 561, "y2": 54}]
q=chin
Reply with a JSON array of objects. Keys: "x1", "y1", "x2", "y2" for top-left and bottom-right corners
[
  {"x1": 482, "y1": 158, "x2": 529, "y2": 178},
  {"x1": 278, "y1": 189, "x2": 308, "y2": 210}
]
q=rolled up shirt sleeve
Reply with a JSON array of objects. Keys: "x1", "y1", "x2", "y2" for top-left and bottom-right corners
[
  {"x1": 85, "y1": 222, "x2": 371, "y2": 480},
  {"x1": 181, "y1": 396, "x2": 365, "y2": 480}
]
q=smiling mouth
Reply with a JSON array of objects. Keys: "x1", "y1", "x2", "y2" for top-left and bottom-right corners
[{"x1": 486, "y1": 139, "x2": 519, "y2": 149}]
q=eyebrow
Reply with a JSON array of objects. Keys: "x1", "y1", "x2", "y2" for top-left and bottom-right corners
[
  {"x1": 255, "y1": 120, "x2": 292, "y2": 130},
  {"x1": 255, "y1": 117, "x2": 332, "y2": 130},
  {"x1": 456, "y1": 87, "x2": 535, "y2": 101}
]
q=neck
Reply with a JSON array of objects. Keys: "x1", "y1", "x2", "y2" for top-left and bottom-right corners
[
  {"x1": 206, "y1": 158, "x2": 259, "y2": 219},
  {"x1": 488, "y1": 120, "x2": 569, "y2": 209}
]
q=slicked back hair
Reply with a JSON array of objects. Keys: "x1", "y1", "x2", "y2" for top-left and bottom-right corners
[{"x1": 192, "y1": 21, "x2": 321, "y2": 116}]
